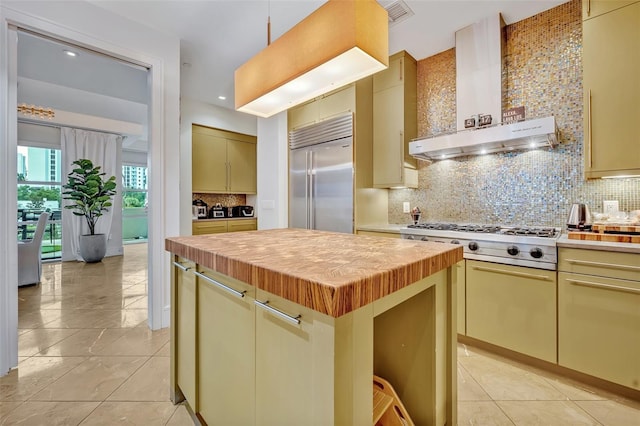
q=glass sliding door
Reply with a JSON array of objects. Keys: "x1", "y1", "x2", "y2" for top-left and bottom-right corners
[
  {"x1": 122, "y1": 164, "x2": 148, "y2": 243},
  {"x1": 17, "y1": 146, "x2": 62, "y2": 260}
]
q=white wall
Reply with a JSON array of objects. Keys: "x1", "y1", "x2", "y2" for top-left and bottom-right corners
[
  {"x1": 179, "y1": 98, "x2": 257, "y2": 235},
  {"x1": 257, "y1": 113, "x2": 289, "y2": 230},
  {"x1": 0, "y1": 0, "x2": 180, "y2": 376}
]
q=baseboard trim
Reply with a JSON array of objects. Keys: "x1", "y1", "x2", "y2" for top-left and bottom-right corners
[{"x1": 458, "y1": 335, "x2": 640, "y2": 402}]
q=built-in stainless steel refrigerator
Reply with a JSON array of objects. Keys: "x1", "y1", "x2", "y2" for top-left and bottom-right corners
[{"x1": 289, "y1": 114, "x2": 353, "y2": 234}]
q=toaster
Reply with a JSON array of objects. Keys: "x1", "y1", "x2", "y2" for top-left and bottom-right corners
[{"x1": 232, "y1": 205, "x2": 254, "y2": 217}]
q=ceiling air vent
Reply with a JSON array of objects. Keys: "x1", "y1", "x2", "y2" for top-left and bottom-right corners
[{"x1": 384, "y1": 0, "x2": 414, "y2": 26}]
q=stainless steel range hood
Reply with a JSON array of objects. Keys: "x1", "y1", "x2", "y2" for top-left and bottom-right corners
[
  {"x1": 409, "y1": 116, "x2": 558, "y2": 161},
  {"x1": 409, "y1": 14, "x2": 558, "y2": 161}
]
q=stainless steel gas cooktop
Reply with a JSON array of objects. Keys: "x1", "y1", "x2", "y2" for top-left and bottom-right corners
[{"x1": 401, "y1": 222, "x2": 561, "y2": 270}]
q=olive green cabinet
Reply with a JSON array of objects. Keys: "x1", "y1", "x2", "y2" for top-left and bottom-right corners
[
  {"x1": 192, "y1": 218, "x2": 257, "y2": 235},
  {"x1": 456, "y1": 260, "x2": 466, "y2": 335},
  {"x1": 558, "y1": 248, "x2": 640, "y2": 390},
  {"x1": 287, "y1": 85, "x2": 356, "y2": 130},
  {"x1": 192, "y1": 125, "x2": 257, "y2": 193},
  {"x1": 254, "y1": 290, "x2": 317, "y2": 425},
  {"x1": 197, "y1": 267, "x2": 256, "y2": 424},
  {"x1": 355, "y1": 230, "x2": 400, "y2": 239},
  {"x1": 372, "y1": 51, "x2": 418, "y2": 189},
  {"x1": 583, "y1": 1, "x2": 640, "y2": 178},
  {"x1": 171, "y1": 257, "x2": 197, "y2": 409},
  {"x1": 582, "y1": 0, "x2": 637, "y2": 19},
  {"x1": 466, "y1": 260, "x2": 557, "y2": 363}
]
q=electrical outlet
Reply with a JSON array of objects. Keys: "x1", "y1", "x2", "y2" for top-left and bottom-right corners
[
  {"x1": 403, "y1": 202, "x2": 410, "y2": 213},
  {"x1": 603, "y1": 200, "x2": 619, "y2": 214}
]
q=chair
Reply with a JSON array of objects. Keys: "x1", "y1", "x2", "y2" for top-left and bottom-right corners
[{"x1": 18, "y1": 212, "x2": 49, "y2": 287}]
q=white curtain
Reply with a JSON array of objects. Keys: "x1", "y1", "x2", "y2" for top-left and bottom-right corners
[{"x1": 61, "y1": 127, "x2": 122, "y2": 260}]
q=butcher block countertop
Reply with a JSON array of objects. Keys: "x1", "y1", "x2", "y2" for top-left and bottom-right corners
[
  {"x1": 558, "y1": 234, "x2": 640, "y2": 254},
  {"x1": 165, "y1": 228, "x2": 462, "y2": 317}
]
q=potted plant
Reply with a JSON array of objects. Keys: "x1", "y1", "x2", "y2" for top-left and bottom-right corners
[{"x1": 62, "y1": 159, "x2": 117, "y2": 263}]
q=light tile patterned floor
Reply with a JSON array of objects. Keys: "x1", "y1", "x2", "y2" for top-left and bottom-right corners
[{"x1": 2, "y1": 243, "x2": 639, "y2": 425}]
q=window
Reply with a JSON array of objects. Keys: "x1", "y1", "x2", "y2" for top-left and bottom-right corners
[
  {"x1": 17, "y1": 146, "x2": 63, "y2": 259},
  {"x1": 122, "y1": 164, "x2": 148, "y2": 242}
]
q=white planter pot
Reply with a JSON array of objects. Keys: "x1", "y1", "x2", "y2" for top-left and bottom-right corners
[{"x1": 79, "y1": 234, "x2": 107, "y2": 263}]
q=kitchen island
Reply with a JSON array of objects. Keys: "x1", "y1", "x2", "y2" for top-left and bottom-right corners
[{"x1": 165, "y1": 228, "x2": 462, "y2": 426}]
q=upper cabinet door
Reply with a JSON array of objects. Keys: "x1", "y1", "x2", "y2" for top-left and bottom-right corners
[
  {"x1": 227, "y1": 139, "x2": 257, "y2": 194},
  {"x1": 192, "y1": 125, "x2": 257, "y2": 193},
  {"x1": 192, "y1": 131, "x2": 227, "y2": 192},
  {"x1": 582, "y1": 0, "x2": 637, "y2": 20},
  {"x1": 583, "y1": 2, "x2": 640, "y2": 178},
  {"x1": 373, "y1": 54, "x2": 404, "y2": 92}
]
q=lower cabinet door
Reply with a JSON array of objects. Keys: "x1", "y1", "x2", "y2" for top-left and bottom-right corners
[
  {"x1": 197, "y1": 267, "x2": 255, "y2": 425},
  {"x1": 255, "y1": 290, "x2": 315, "y2": 426},
  {"x1": 466, "y1": 260, "x2": 557, "y2": 362},
  {"x1": 456, "y1": 260, "x2": 466, "y2": 335},
  {"x1": 559, "y1": 272, "x2": 640, "y2": 390},
  {"x1": 175, "y1": 258, "x2": 197, "y2": 409}
]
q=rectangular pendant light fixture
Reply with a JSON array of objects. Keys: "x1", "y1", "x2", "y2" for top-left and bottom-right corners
[{"x1": 235, "y1": 0, "x2": 389, "y2": 118}]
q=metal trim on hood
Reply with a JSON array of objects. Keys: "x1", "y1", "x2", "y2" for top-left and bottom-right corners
[{"x1": 409, "y1": 116, "x2": 558, "y2": 161}]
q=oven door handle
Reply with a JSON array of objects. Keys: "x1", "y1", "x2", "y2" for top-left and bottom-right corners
[{"x1": 471, "y1": 265, "x2": 553, "y2": 281}]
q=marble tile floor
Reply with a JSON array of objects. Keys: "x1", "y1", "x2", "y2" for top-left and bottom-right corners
[{"x1": 2, "y1": 243, "x2": 639, "y2": 425}]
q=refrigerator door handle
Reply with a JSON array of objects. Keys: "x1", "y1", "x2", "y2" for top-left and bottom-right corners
[{"x1": 309, "y1": 150, "x2": 315, "y2": 230}]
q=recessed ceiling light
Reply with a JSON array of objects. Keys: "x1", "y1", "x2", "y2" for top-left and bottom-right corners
[
  {"x1": 63, "y1": 50, "x2": 77, "y2": 57},
  {"x1": 480, "y1": 149, "x2": 487, "y2": 155},
  {"x1": 218, "y1": 96, "x2": 226, "y2": 100},
  {"x1": 440, "y1": 154, "x2": 446, "y2": 159},
  {"x1": 529, "y1": 142, "x2": 537, "y2": 148}
]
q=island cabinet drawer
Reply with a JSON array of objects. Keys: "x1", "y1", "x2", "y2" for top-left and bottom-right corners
[
  {"x1": 171, "y1": 257, "x2": 197, "y2": 410},
  {"x1": 558, "y1": 248, "x2": 640, "y2": 281},
  {"x1": 196, "y1": 266, "x2": 256, "y2": 425},
  {"x1": 558, "y1": 272, "x2": 640, "y2": 390}
]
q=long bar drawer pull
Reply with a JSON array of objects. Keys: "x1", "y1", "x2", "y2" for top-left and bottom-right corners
[
  {"x1": 194, "y1": 271, "x2": 246, "y2": 298},
  {"x1": 565, "y1": 259, "x2": 640, "y2": 272},
  {"x1": 255, "y1": 300, "x2": 301, "y2": 325},
  {"x1": 173, "y1": 261, "x2": 191, "y2": 272},
  {"x1": 567, "y1": 279, "x2": 640, "y2": 295},
  {"x1": 471, "y1": 266, "x2": 552, "y2": 281}
]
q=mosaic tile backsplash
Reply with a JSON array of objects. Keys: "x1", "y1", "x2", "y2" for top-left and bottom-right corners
[
  {"x1": 192, "y1": 193, "x2": 247, "y2": 210},
  {"x1": 389, "y1": 0, "x2": 640, "y2": 228}
]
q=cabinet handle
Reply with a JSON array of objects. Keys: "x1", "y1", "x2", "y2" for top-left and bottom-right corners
[
  {"x1": 255, "y1": 300, "x2": 301, "y2": 325},
  {"x1": 567, "y1": 278, "x2": 640, "y2": 295},
  {"x1": 587, "y1": 0, "x2": 591, "y2": 16},
  {"x1": 173, "y1": 261, "x2": 191, "y2": 272},
  {"x1": 399, "y1": 131, "x2": 404, "y2": 180},
  {"x1": 471, "y1": 265, "x2": 553, "y2": 281},
  {"x1": 399, "y1": 58, "x2": 403, "y2": 81},
  {"x1": 194, "y1": 271, "x2": 246, "y2": 298},
  {"x1": 588, "y1": 89, "x2": 592, "y2": 168},
  {"x1": 565, "y1": 258, "x2": 640, "y2": 272},
  {"x1": 227, "y1": 162, "x2": 231, "y2": 191}
]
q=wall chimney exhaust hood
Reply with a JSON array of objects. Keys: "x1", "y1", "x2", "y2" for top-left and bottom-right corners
[
  {"x1": 409, "y1": 14, "x2": 558, "y2": 161},
  {"x1": 409, "y1": 116, "x2": 558, "y2": 161}
]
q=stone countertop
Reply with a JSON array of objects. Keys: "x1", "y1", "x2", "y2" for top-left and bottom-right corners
[
  {"x1": 356, "y1": 223, "x2": 406, "y2": 234},
  {"x1": 558, "y1": 234, "x2": 640, "y2": 254},
  {"x1": 166, "y1": 228, "x2": 462, "y2": 318}
]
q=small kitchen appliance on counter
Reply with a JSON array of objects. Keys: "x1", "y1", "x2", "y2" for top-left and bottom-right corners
[
  {"x1": 232, "y1": 205, "x2": 254, "y2": 218},
  {"x1": 567, "y1": 203, "x2": 592, "y2": 231},
  {"x1": 209, "y1": 203, "x2": 228, "y2": 218},
  {"x1": 192, "y1": 199, "x2": 208, "y2": 219}
]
